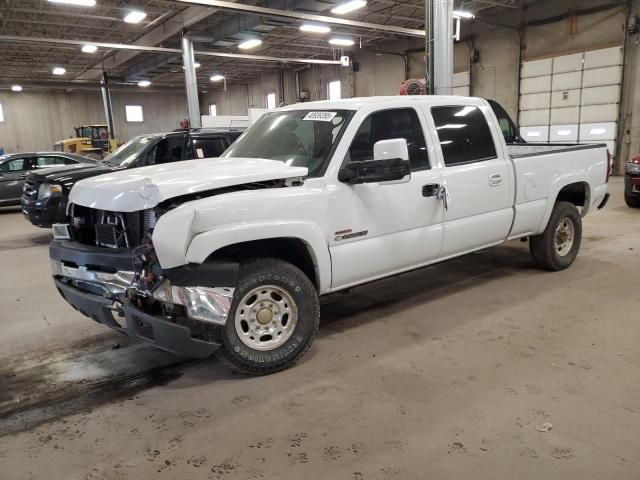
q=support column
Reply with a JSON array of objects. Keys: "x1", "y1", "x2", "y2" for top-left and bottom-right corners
[
  {"x1": 425, "y1": 0, "x2": 434, "y2": 94},
  {"x1": 100, "y1": 71, "x2": 116, "y2": 152},
  {"x1": 433, "y1": 0, "x2": 453, "y2": 95},
  {"x1": 181, "y1": 34, "x2": 201, "y2": 128}
]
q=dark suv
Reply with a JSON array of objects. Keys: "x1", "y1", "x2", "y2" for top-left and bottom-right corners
[
  {"x1": 625, "y1": 154, "x2": 640, "y2": 208},
  {"x1": 22, "y1": 128, "x2": 243, "y2": 227}
]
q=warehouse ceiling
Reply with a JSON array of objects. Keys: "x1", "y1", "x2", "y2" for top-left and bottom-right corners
[{"x1": 0, "y1": 0, "x2": 521, "y2": 90}]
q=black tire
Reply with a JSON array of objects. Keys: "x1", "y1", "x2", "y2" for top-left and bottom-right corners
[
  {"x1": 215, "y1": 258, "x2": 320, "y2": 375},
  {"x1": 530, "y1": 201, "x2": 582, "y2": 271},
  {"x1": 625, "y1": 194, "x2": 640, "y2": 208}
]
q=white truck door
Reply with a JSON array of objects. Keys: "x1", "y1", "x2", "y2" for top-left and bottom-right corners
[
  {"x1": 428, "y1": 104, "x2": 514, "y2": 257},
  {"x1": 329, "y1": 106, "x2": 444, "y2": 290}
]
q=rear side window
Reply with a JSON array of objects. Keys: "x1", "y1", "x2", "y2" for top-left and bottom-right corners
[
  {"x1": 150, "y1": 135, "x2": 186, "y2": 165},
  {"x1": 191, "y1": 137, "x2": 228, "y2": 159},
  {"x1": 348, "y1": 108, "x2": 429, "y2": 171},
  {"x1": 36, "y1": 156, "x2": 69, "y2": 167},
  {"x1": 431, "y1": 106, "x2": 497, "y2": 166}
]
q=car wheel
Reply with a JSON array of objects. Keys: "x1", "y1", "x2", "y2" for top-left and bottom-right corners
[
  {"x1": 624, "y1": 194, "x2": 640, "y2": 208},
  {"x1": 215, "y1": 258, "x2": 320, "y2": 375},
  {"x1": 530, "y1": 201, "x2": 582, "y2": 271}
]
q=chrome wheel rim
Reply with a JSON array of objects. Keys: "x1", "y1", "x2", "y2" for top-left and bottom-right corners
[
  {"x1": 234, "y1": 285, "x2": 298, "y2": 351},
  {"x1": 554, "y1": 217, "x2": 575, "y2": 257}
]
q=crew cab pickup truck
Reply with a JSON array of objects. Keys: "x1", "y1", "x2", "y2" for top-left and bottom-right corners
[
  {"x1": 22, "y1": 128, "x2": 243, "y2": 227},
  {"x1": 49, "y1": 96, "x2": 610, "y2": 375}
]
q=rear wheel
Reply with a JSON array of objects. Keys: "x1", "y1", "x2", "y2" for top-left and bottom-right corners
[
  {"x1": 624, "y1": 194, "x2": 640, "y2": 208},
  {"x1": 215, "y1": 258, "x2": 320, "y2": 375},
  {"x1": 530, "y1": 201, "x2": 582, "y2": 271}
]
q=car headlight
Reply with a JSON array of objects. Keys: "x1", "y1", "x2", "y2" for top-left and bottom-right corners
[
  {"x1": 38, "y1": 183, "x2": 63, "y2": 199},
  {"x1": 626, "y1": 162, "x2": 640, "y2": 174}
]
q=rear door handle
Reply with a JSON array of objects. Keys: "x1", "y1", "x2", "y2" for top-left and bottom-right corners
[{"x1": 489, "y1": 173, "x2": 503, "y2": 186}]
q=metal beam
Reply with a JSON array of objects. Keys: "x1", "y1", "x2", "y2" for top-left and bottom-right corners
[
  {"x1": 426, "y1": 0, "x2": 434, "y2": 94},
  {"x1": 74, "y1": 6, "x2": 216, "y2": 82},
  {"x1": 173, "y1": 0, "x2": 426, "y2": 37},
  {"x1": 101, "y1": 72, "x2": 116, "y2": 150},
  {"x1": 0, "y1": 36, "x2": 343, "y2": 65}
]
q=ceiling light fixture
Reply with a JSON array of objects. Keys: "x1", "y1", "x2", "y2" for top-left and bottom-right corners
[
  {"x1": 331, "y1": 0, "x2": 366, "y2": 15},
  {"x1": 81, "y1": 44, "x2": 98, "y2": 53},
  {"x1": 47, "y1": 0, "x2": 97, "y2": 6},
  {"x1": 11, "y1": 85, "x2": 22, "y2": 92},
  {"x1": 238, "y1": 38, "x2": 262, "y2": 49},
  {"x1": 138, "y1": 80, "x2": 151, "y2": 87},
  {"x1": 183, "y1": 62, "x2": 201, "y2": 69},
  {"x1": 452, "y1": 10, "x2": 475, "y2": 18},
  {"x1": 210, "y1": 74, "x2": 225, "y2": 82},
  {"x1": 300, "y1": 23, "x2": 331, "y2": 34},
  {"x1": 329, "y1": 37, "x2": 355, "y2": 46},
  {"x1": 52, "y1": 67, "x2": 66, "y2": 75},
  {"x1": 124, "y1": 10, "x2": 147, "y2": 24}
]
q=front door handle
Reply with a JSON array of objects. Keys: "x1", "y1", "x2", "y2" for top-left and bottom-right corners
[
  {"x1": 489, "y1": 173, "x2": 503, "y2": 186},
  {"x1": 422, "y1": 183, "x2": 440, "y2": 197}
]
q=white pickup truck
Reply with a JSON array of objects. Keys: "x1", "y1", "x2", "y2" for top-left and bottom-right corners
[{"x1": 49, "y1": 96, "x2": 610, "y2": 374}]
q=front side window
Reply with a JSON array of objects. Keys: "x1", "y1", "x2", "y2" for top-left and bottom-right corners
[
  {"x1": 0, "y1": 158, "x2": 28, "y2": 172},
  {"x1": 222, "y1": 109, "x2": 353, "y2": 177},
  {"x1": 348, "y1": 108, "x2": 429, "y2": 171},
  {"x1": 431, "y1": 105, "x2": 497, "y2": 166},
  {"x1": 150, "y1": 135, "x2": 186, "y2": 164}
]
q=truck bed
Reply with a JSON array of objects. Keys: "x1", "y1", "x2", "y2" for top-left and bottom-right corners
[{"x1": 508, "y1": 143, "x2": 606, "y2": 158}]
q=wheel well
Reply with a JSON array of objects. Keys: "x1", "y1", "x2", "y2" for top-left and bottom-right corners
[
  {"x1": 556, "y1": 182, "x2": 589, "y2": 207},
  {"x1": 207, "y1": 238, "x2": 319, "y2": 289}
]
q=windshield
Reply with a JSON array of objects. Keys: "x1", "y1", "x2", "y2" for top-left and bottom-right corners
[
  {"x1": 221, "y1": 109, "x2": 353, "y2": 177},
  {"x1": 102, "y1": 134, "x2": 160, "y2": 167}
]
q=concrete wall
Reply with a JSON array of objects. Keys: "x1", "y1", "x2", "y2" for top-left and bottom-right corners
[{"x1": 0, "y1": 89, "x2": 189, "y2": 153}]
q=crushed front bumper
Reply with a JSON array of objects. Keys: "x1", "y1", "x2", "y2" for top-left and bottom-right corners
[{"x1": 50, "y1": 239, "x2": 239, "y2": 359}]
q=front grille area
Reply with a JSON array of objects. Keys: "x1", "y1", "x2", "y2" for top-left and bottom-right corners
[
  {"x1": 22, "y1": 178, "x2": 40, "y2": 200},
  {"x1": 69, "y1": 204, "x2": 153, "y2": 248}
]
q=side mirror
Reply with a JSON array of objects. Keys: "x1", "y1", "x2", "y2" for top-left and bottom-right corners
[
  {"x1": 373, "y1": 138, "x2": 409, "y2": 162},
  {"x1": 338, "y1": 138, "x2": 411, "y2": 185}
]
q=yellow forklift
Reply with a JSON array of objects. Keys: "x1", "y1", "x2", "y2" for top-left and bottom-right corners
[{"x1": 54, "y1": 125, "x2": 116, "y2": 160}]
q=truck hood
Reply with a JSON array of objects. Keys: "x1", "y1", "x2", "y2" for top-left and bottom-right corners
[
  {"x1": 27, "y1": 162, "x2": 114, "y2": 186},
  {"x1": 69, "y1": 157, "x2": 308, "y2": 212}
]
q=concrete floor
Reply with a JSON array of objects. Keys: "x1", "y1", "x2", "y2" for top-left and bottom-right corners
[{"x1": 0, "y1": 177, "x2": 639, "y2": 480}]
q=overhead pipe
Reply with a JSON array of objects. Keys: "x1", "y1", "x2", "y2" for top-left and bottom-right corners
[
  {"x1": 0, "y1": 36, "x2": 344, "y2": 66},
  {"x1": 181, "y1": 34, "x2": 202, "y2": 129}
]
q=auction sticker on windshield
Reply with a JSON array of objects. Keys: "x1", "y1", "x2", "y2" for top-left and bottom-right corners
[{"x1": 303, "y1": 111, "x2": 337, "y2": 122}]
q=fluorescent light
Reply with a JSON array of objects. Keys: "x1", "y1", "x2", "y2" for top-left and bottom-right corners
[
  {"x1": 11, "y1": 85, "x2": 22, "y2": 92},
  {"x1": 238, "y1": 38, "x2": 262, "y2": 49},
  {"x1": 138, "y1": 80, "x2": 151, "y2": 87},
  {"x1": 329, "y1": 37, "x2": 354, "y2": 46},
  {"x1": 590, "y1": 128, "x2": 607, "y2": 135},
  {"x1": 81, "y1": 44, "x2": 97, "y2": 53},
  {"x1": 48, "y1": 0, "x2": 97, "y2": 6},
  {"x1": 210, "y1": 74, "x2": 225, "y2": 82},
  {"x1": 124, "y1": 10, "x2": 147, "y2": 24},
  {"x1": 52, "y1": 67, "x2": 66, "y2": 75},
  {"x1": 300, "y1": 23, "x2": 331, "y2": 34},
  {"x1": 453, "y1": 10, "x2": 475, "y2": 18},
  {"x1": 331, "y1": 0, "x2": 366, "y2": 15}
]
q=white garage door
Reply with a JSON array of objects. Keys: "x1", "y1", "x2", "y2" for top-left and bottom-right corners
[
  {"x1": 518, "y1": 46, "x2": 622, "y2": 155},
  {"x1": 452, "y1": 71, "x2": 470, "y2": 96}
]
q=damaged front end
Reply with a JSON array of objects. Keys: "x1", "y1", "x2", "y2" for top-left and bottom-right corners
[{"x1": 49, "y1": 204, "x2": 238, "y2": 359}]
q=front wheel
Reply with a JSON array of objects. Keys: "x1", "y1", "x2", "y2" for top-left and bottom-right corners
[
  {"x1": 530, "y1": 201, "x2": 582, "y2": 271},
  {"x1": 625, "y1": 194, "x2": 640, "y2": 208},
  {"x1": 215, "y1": 258, "x2": 320, "y2": 375}
]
